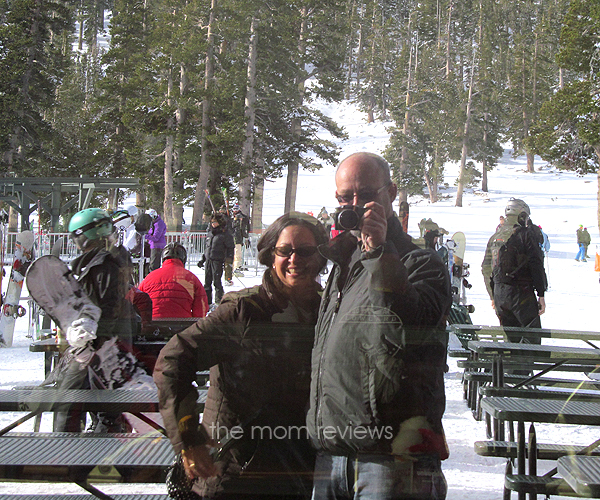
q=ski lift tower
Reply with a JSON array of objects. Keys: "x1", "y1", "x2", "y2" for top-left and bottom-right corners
[{"x1": 0, "y1": 177, "x2": 140, "y2": 231}]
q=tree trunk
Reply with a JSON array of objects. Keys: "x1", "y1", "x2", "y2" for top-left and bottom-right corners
[
  {"x1": 191, "y1": 0, "x2": 217, "y2": 230},
  {"x1": 164, "y1": 67, "x2": 175, "y2": 229},
  {"x1": 251, "y1": 174, "x2": 264, "y2": 234},
  {"x1": 398, "y1": 13, "x2": 414, "y2": 206},
  {"x1": 238, "y1": 15, "x2": 258, "y2": 216},
  {"x1": 284, "y1": 5, "x2": 308, "y2": 214},
  {"x1": 597, "y1": 147, "x2": 600, "y2": 236},
  {"x1": 456, "y1": 48, "x2": 476, "y2": 207}
]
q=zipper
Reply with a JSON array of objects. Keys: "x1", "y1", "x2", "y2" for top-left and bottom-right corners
[{"x1": 315, "y1": 289, "x2": 342, "y2": 448}]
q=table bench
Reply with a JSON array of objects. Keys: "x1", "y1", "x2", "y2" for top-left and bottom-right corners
[
  {"x1": 558, "y1": 455, "x2": 600, "y2": 497},
  {"x1": 0, "y1": 432, "x2": 174, "y2": 499},
  {"x1": 0, "y1": 388, "x2": 207, "y2": 435}
]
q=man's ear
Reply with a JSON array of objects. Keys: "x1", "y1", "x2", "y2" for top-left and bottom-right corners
[{"x1": 388, "y1": 183, "x2": 398, "y2": 203}]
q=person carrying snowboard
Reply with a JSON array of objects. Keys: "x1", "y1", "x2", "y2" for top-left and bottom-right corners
[
  {"x1": 481, "y1": 198, "x2": 548, "y2": 343},
  {"x1": 53, "y1": 208, "x2": 147, "y2": 432}
]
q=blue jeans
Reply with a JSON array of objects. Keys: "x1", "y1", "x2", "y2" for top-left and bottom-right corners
[
  {"x1": 311, "y1": 452, "x2": 446, "y2": 500},
  {"x1": 576, "y1": 243, "x2": 586, "y2": 260}
]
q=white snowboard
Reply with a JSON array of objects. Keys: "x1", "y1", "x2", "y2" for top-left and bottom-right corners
[
  {"x1": 25, "y1": 254, "x2": 101, "y2": 331},
  {"x1": 0, "y1": 230, "x2": 35, "y2": 347}
]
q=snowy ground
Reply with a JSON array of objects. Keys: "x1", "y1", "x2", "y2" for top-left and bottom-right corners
[{"x1": 2, "y1": 100, "x2": 600, "y2": 498}]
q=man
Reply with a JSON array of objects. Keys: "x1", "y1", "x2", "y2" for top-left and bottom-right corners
[
  {"x1": 582, "y1": 227, "x2": 591, "y2": 260},
  {"x1": 199, "y1": 213, "x2": 234, "y2": 307},
  {"x1": 139, "y1": 242, "x2": 209, "y2": 319},
  {"x1": 481, "y1": 198, "x2": 547, "y2": 340},
  {"x1": 145, "y1": 208, "x2": 167, "y2": 271},
  {"x1": 231, "y1": 204, "x2": 250, "y2": 274},
  {"x1": 307, "y1": 152, "x2": 452, "y2": 500}
]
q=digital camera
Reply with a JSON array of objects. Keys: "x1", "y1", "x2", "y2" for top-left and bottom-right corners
[{"x1": 333, "y1": 205, "x2": 366, "y2": 231}]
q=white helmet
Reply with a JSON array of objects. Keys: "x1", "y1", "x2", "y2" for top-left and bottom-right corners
[{"x1": 147, "y1": 209, "x2": 158, "y2": 218}]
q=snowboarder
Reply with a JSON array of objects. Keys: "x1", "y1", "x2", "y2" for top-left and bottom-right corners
[
  {"x1": 53, "y1": 208, "x2": 144, "y2": 432},
  {"x1": 481, "y1": 198, "x2": 548, "y2": 342}
]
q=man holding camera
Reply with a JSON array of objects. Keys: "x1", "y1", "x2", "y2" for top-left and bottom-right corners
[{"x1": 307, "y1": 152, "x2": 452, "y2": 500}]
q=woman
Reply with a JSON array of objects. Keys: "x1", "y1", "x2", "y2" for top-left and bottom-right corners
[{"x1": 154, "y1": 212, "x2": 328, "y2": 500}]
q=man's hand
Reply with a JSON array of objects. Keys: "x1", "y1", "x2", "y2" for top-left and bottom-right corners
[
  {"x1": 360, "y1": 201, "x2": 387, "y2": 250},
  {"x1": 538, "y1": 296, "x2": 546, "y2": 315},
  {"x1": 182, "y1": 444, "x2": 218, "y2": 480}
]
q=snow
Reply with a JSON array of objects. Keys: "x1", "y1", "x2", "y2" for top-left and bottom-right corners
[{"x1": 2, "y1": 98, "x2": 600, "y2": 498}]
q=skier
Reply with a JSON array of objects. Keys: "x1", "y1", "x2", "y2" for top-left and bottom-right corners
[
  {"x1": 145, "y1": 209, "x2": 167, "y2": 272},
  {"x1": 53, "y1": 208, "x2": 146, "y2": 432},
  {"x1": 481, "y1": 198, "x2": 548, "y2": 342}
]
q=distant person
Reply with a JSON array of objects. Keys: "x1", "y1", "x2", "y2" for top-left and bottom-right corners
[
  {"x1": 146, "y1": 209, "x2": 167, "y2": 271},
  {"x1": 575, "y1": 225, "x2": 587, "y2": 262},
  {"x1": 496, "y1": 215, "x2": 505, "y2": 231},
  {"x1": 198, "y1": 213, "x2": 234, "y2": 307},
  {"x1": 218, "y1": 205, "x2": 235, "y2": 286},
  {"x1": 482, "y1": 198, "x2": 548, "y2": 340},
  {"x1": 139, "y1": 242, "x2": 209, "y2": 319},
  {"x1": 231, "y1": 204, "x2": 250, "y2": 274},
  {"x1": 317, "y1": 207, "x2": 333, "y2": 235},
  {"x1": 583, "y1": 227, "x2": 591, "y2": 259},
  {"x1": 539, "y1": 225, "x2": 550, "y2": 253}
]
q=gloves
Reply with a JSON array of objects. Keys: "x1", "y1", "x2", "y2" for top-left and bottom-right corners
[
  {"x1": 67, "y1": 317, "x2": 98, "y2": 348},
  {"x1": 197, "y1": 256, "x2": 206, "y2": 268}
]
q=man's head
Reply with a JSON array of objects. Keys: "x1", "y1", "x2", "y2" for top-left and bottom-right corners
[
  {"x1": 505, "y1": 198, "x2": 530, "y2": 226},
  {"x1": 147, "y1": 209, "x2": 158, "y2": 219},
  {"x1": 232, "y1": 204, "x2": 240, "y2": 214},
  {"x1": 335, "y1": 152, "x2": 397, "y2": 219},
  {"x1": 162, "y1": 242, "x2": 187, "y2": 265}
]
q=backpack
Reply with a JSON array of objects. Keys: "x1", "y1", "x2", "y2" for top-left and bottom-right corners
[{"x1": 492, "y1": 223, "x2": 542, "y2": 285}]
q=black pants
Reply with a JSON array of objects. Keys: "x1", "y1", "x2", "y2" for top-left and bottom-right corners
[
  {"x1": 149, "y1": 247, "x2": 163, "y2": 272},
  {"x1": 493, "y1": 282, "x2": 541, "y2": 343},
  {"x1": 205, "y1": 259, "x2": 224, "y2": 305}
]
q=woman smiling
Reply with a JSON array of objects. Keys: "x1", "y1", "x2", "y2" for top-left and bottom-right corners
[{"x1": 154, "y1": 212, "x2": 328, "y2": 500}]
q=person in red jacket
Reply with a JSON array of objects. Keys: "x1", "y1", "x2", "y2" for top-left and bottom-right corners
[{"x1": 139, "y1": 242, "x2": 209, "y2": 319}]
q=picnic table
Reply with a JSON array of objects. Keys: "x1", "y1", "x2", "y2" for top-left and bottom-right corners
[{"x1": 480, "y1": 397, "x2": 600, "y2": 500}]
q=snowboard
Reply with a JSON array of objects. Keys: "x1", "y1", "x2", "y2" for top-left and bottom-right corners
[
  {"x1": 0, "y1": 230, "x2": 35, "y2": 347},
  {"x1": 26, "y1": 254, "x2": 153, "y2": 391}
]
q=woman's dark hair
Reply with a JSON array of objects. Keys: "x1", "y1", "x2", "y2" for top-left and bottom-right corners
[{"x1": 258, "y1": 212, "x2": 328, "y2": 271}]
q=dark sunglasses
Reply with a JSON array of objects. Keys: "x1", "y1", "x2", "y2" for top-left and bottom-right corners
[
  {"x1": 273, "y1": 245, "x2": 319, "y2": 258},
  {"x1": 335, "y1": 183, "x2": 390, "y2": 205}
]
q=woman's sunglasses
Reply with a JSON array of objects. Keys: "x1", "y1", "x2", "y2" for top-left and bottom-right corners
[{"x1": 273, "y1": 245, "x2": 318, "y2": 258}]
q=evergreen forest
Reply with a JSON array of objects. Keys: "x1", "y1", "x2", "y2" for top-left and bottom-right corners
[{"x1": 1, "y1": 0, "x2": 599, "y2": 231}]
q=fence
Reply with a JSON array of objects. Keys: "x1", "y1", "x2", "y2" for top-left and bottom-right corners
[{"x1": 2, "y1": 230, "x2": 263, "y2": 278}]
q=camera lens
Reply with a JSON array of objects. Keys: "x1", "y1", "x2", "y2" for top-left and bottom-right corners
[{"x1": 338, "y1": 209, "x2": 360, "y2": 230}]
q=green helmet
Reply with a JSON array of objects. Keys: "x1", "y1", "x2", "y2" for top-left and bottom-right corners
[{"x1": 69, "y1": 208, "x2": 114, "y2": 249}]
